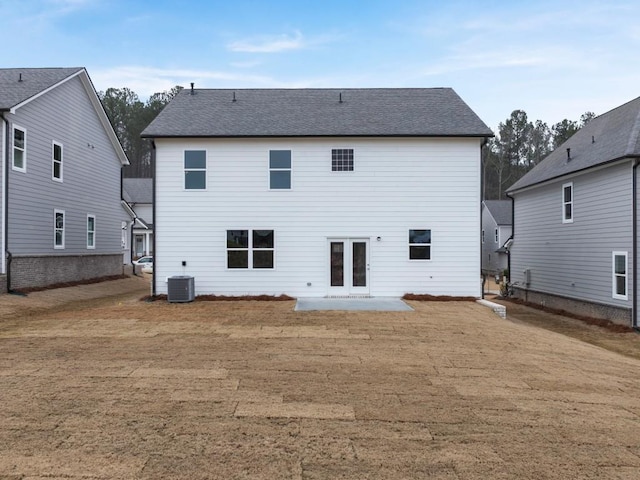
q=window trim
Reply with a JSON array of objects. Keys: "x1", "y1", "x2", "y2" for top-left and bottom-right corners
[
  {"x1": 54, "y1": 209, "x2": 65, "y2": 249},
  {"x1": 226, "y1": 229, "x2": 275, "y2": 270},
  {"x1": 494, "y1": 228, "x2": 499, "y2": 244},
  {"x1": 331, "y1": 147, "x2": 355, "y2": 172},
  {"x1": 562, "y1": 182, "x2": 573, "y2": 223},
  {"x1": 12, "y1": 124, "x2": 27, "y2": 172},
  {"x1": 268, "y1": 150, "x2": 292, "y2": 190},
  {"x1": 612, "y1": 251, "x2": 628, "y2": 300},
  {"x1": 409, "y1": 229, "x2": 432, "y2": 261},
  {"x1": 52, "y1": 140, "x2": 63, "y2": 182},
  {"x1": 184, "y1": 150, "x2": 207, "y2": 190},
  {"x1": 87, "y1": 214, "x2": 96, "y2": 249}
]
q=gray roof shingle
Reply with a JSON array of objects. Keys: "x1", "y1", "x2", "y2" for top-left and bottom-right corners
[
  {"x1": 0, "y1": 67, "x2": 84, "y2": 110},
  {"x1": 142, "y1": 88, "x2": 493, "y2": 138},
  {"x1": 508, "y1": 96, "x2": 640, "y2": 192},
  {"x1": 483, "y1": 200, "x2": 512, "y2": 225},
  {"x1": 123, "y1": 178, "x2": 153, "y2": 204}
]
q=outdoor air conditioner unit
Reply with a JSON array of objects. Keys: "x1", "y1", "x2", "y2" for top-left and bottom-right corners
[{"x1": 167, "y1": 276, "x2": 195, "y2": 303}]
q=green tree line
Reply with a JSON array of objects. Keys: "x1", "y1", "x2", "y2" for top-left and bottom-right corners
[
  {"x1": 98, "y1": 86, "x2": 182, "y2": 177},
  {"x1": 99, "y1": 85, "x2": 595, "y2": 190},
  {"x1": 483, "y1": 110, "x2": 595, "y2": 199}
]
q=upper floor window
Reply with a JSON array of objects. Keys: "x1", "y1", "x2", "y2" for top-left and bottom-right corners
[
  {"x1": 562, "y1": 182, "x2": 573, "y2": 223},
  {"x1": 494, "y1": 229, "x2": 499, "y2": 243},
  {"x1": 12, "y1": 125, "x2": 26, "y2": 172},
  {"x1": 184, "y1": 150, "x2": 206, "y2": 189},
  {"x1": 52, "y1": 141, "x2": 63, "y2": 181},
  {"x1": 87, "y1": 215, "x2": 96, "y2": 249},
  {"x1": 269, "y1": 150, "x2": 291, "y2": 189},
  {"x1": 332, "y1": 148, "x2": 354, "y2": 171},
  {"x1": 54, "y1": 209, "x2": 65, "y2": 249},
  {"x1": 227, "y1": 229, "x2": 275, "y2": 269},
  {"x1": 409, "y1": 229, "x2": 431, "y2": 260},
  {"x1": 481, "y1": 230, "x2": 485, "y2": 243},
  {"x1": 613, "y1": 252, "x2": 628, "y2": 300}
]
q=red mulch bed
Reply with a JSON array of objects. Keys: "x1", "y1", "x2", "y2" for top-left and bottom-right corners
[
  {"x1": 15, "y1": 275, "x2": 130, "y2": 294},
  {"x1": 403, "y1": 293, "x2": 477, "y2": 302}
]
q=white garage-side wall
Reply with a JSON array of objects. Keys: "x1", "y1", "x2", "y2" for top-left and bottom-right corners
[{"x1": 154, "y1": 136, "x2": 482, "y2": 297}]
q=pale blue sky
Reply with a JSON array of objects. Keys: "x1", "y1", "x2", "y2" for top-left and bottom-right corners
[{"x1": 3, "y1": 0, "x2": 639, "y2": 130}]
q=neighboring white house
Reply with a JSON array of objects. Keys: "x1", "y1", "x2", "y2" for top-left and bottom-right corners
[
  {"x1": 0, "y1": 68, "x2": 129, "y2": 292},
  {"x1": 122, "y1": 178, "x2": 153, "y2": 261},
  {"x1": 481, "y1": 200, "x2": 512, "y2": 278},
  {"x1": 142, "y1": 88, "x2": 493, "y2": 298},
  {"x1": 507, "y1": 96, "x2": 640, "y2": 327}
]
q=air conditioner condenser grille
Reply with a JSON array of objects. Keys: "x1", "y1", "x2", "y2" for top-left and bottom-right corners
[{"x1": 167, "y1": 276, "x2": 195, "y2": 303}]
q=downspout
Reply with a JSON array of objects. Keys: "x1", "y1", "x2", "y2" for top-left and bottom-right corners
[
  {"x1": 633, "y1": 159, "x2": 639, "y2": 329},
  {"x1": 1, "y1": 113, "x2": 10, "y2": 292},
  {"x1": 151, "y1": 140, "x2": 156, "y2": 297},
  {"x1": 505, "y1": 191, "x2": 515, "y2": 286}
]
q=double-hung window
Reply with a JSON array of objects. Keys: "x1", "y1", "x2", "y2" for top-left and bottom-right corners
[
  {"x1": 409, "y1": 229, "x2": 431, "y2": 260},
  {"x1": 562, "y1": 182, "x2": 573, "y2": 223},
  {"x1": 227, "y1": 229, "x2": 274, "y2": 269},
  {"x1": 269, "y1": 150, "x2": 291, "y2": 189},
  {"x1": 54, "y1": 210, "x2": 65, "y2": 249},
  {"x1": 184, "y1": 150, "x2": 206, "y2": 190},
  {"x1": 52, "y1": 141, "x2": 63, "y2": 181},
  {"x1": 13, "y1": 125, "x2": 26, "y2": 172},
  {"x1": 331, "y1": 148, "x2": 354, "y2": 171},
  {"x1": 87, "y1": 215, "x2": 96, "y2": 249},
  {"x1": 612, "y1": 252, "x2": 628, "y2": 300},
  {"x1": 494, "y1": 229, "x2": 499, "y2": 243}
]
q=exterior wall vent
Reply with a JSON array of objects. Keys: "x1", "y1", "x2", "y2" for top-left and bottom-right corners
[{"x1": 167, "y1": 276, "x2": 195, "y2": 302}]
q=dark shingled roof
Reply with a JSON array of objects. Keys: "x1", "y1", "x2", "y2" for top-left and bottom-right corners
[
  {"x1": 508, "y1": 96, "x2": 640, "y2": 192},
  {"x1": 142, "y1": 88, "x2": 493, "y2": 138},
  {"x1": 0, "y1": 67, "x2": 84, "y2": 110},
  {"x1": 123, "y1": 178, "x2": 153, "y2": 204},
  {"x1": 483, "y1": 200, "x2": 512, "y2": 226}
]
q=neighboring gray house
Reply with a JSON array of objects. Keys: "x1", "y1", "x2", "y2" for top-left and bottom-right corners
[
  {"x1": 481, "y1": 200, "x2": 512, "y2": 278},
  {"x1": 122, "y1": 178, "x2": 153, "y2": 260},
  {"x1": 507, "y1": 96, "x2": 640, "y2": 327},
  {"x1": 0, "y1": 68, "x2": 129, "y2": 291}
]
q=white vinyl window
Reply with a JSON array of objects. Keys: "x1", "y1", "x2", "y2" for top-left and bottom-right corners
[
  {"x1": 494, "y1": 229, "x2": 499, "y2": 243},
  {"x1": 52, "y1": 141, "x2": 63, "y2": 181},
  {"x1": 562, "y1": 182, "x2": 573, "y2": 223},
  {"x1": 409, "y1": 229, "x2": 431, "y2": 260},
  {"x1": 331, "y1": 148, "x2": 354, "y2": 171},
  {"x1": 227, "y1": 229, "x2": 274, "y2": 269},
  {"x1": 184, "y1": 150, "x2": 206, "y2": 190},
  {"x1": 54, "y1": 209, "x2": 65, "y2": 249},
  {"x1": 12, "y1": 125, "x2": 26, "y2": 172},
  {"x1": 269, "y1": 150, "x2": 291, "y2": 189},
  {"x1": 481, "y1": 230, "x2": 485, "y2": 243},
  {"x1": 87, "y1": 215, "x2": 96, "y2": 249},
  {"x1": 612, "y1": 252, "x2": 628, "y2": 300}
]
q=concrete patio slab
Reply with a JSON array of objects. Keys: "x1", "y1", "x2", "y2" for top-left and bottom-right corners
[{"x1": 295, "y1": 297, "x2": 414, "y2": 311}]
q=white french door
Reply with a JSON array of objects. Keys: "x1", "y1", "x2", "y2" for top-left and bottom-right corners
[{"x1": 328, "y1": 238, "x2": 369, "y2": 296}]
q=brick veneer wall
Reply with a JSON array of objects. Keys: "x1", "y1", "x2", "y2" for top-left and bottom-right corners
[
  {"x1": 0, "y1": 275, "x2": 7, "y2": 294},
  {"x1": 9, "y1": 254, "x2": 123, "y2": 291},
  {"x1": 512, "y1": 287, "x2": 632, "y2": 327}
]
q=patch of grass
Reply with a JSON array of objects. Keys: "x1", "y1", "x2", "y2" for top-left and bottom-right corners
[{"x1": 403, "y1": 293, "x2": 477, "y2": 302}]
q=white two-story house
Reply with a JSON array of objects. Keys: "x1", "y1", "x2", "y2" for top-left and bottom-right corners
[{"x1": 142, "y1": 87, "x2": 492, "y2": 298}]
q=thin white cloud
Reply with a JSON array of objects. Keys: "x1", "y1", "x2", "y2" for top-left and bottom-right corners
[{"x1": 227, "y1": 30, "x2": 305, "y2": 53}]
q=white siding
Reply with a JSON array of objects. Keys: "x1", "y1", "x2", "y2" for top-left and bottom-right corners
[
  {"x1": 155, "y1": 137, "x2": 482, "y2": 297},
  {"x1": 511, "y1": 161, "x2": 633, "y2": 308}
]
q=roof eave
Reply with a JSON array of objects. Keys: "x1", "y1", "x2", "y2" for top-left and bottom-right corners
[{"x1": 141, "y1": 133, "x2": 494, "y2": 139}]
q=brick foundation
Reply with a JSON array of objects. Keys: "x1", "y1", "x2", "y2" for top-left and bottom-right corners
[
  {"x1": 511, "y1": 287, "x2": 632, "y2": 326},
  {"x1": 8, "y1": 253, "x2": 123, "y2": 291}
]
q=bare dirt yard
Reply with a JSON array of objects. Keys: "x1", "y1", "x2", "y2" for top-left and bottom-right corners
[{"x1": 1, "y1": 276, "x2": 640, "y2": 479}]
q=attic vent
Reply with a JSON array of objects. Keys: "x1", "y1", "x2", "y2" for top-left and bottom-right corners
[
  {"x1": 566, "y1": 148, "x2": 571, "y2": 161},
  {"x1": 18, "y1": 73, "x2": 23, "y2": 82},
  {"x1": 339, "y1": 92, "x2": 343, "y2": 103},
  {"x1": 592, "y1": 135, "x2": 595, "y2": 144},
  {"x1": 190, "y1": 82, "x2": 194, "y2": 95},
  {"x1": 232, "y1": 91, "x2": 236, "y2": 102}
]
